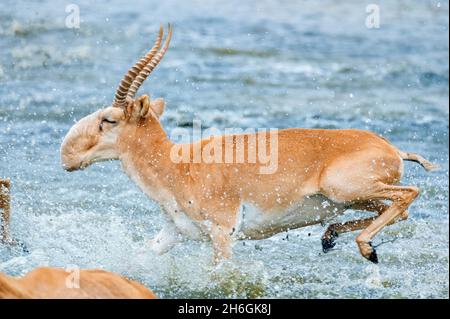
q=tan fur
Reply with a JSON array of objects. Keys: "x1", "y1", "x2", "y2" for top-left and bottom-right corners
[
  {"x1": 60, "y1": 31, "x2": 437, "y2": 263},
  {"x1": 0, "y1": 267, "x2": 157, "y2": 299},
  {"x1": 0, "y1": 178, "x2": 11, "y2": 243}
]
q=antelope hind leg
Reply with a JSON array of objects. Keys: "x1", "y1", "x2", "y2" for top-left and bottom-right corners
[
  {"x1": 319, "y1": 151, "x2": 419, "y2": 262},
  {"x1": 355, "y1": 184, "x2": 418, "y2": 263},
  {"x1": 321, "y1": 201, "x2": 409, "y2": 253}
]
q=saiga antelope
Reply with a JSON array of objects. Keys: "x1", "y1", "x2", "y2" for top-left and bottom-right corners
[
  {"x1": 0, "y1": 267, "x2": 157, "y2": 299},
  {"x1": 61, "y1": 25, "x2": 437, "y2": 264}
]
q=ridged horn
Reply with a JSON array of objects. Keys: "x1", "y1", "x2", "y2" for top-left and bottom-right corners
[
  {"x1": 112, "y1": 25, "x2": 164, "y2": 108},
  {"x1": 126, "y1": 23, "x2": 173, "y2": 100}
]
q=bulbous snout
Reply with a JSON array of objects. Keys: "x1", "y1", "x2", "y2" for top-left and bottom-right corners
[
  {"x1": 60, "y1": 109, "x2": 120, "y2": 172},
  {"x1": 60, "y1": 135, "x2": 83, "y2": 172},
  {"x1": 60, "y1": 113, "x2": 99, "y2": 172},
  {"x1": 61, "y1": 157, "x2": 80, "y2": 172}
]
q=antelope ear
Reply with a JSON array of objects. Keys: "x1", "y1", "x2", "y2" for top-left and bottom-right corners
[
  {"x1": 149, "y1": 98, "x2": 165, "y2": 118},
  {"x1": 134, "y1": 94, "x2": 151, "y2": 118}
]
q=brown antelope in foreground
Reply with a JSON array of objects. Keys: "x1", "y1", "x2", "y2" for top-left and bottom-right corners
[
  {"x1": 60, "y1": 25, "x2": 437, "y2": 264},
  {"x1": 0, "y1": 267, "x2": 157, "y2": 299}
]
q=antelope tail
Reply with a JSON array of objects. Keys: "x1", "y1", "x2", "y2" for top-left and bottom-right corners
[{"x1": 398, "y1": 150, "x2": 439, "y2": 171}]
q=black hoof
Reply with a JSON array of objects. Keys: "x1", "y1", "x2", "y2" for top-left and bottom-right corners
[
  {"x1": 321, "y1": 230, "x2": 338, "y2": 253},
  {"x1": 367, "y1": 242, "x2": 378, "y2": 264},
  {"x1": 321, "y1": 238, "x2": 336, "y2": 253}
]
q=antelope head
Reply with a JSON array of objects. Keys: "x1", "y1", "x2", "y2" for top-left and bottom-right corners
[{"x1": 61, "y1": 24, "x2": 173, "y2": 171}]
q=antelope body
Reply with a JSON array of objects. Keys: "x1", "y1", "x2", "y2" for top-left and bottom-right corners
[
  {"x1": 0, "y1": 267, "x2": 157, "y2": 299},
  {"x1": 60, "y1": 25, "x2": 437, "y2": 263}
]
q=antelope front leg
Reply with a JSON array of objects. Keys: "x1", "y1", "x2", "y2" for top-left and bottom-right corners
[
  {"x1": 210, "y1": 224, "x2": 234, "y2": 265},
  {"x1": 148, "y1": 221, "x2": 182, "y2": 255}
]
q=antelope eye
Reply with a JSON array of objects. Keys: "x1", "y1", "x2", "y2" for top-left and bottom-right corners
[
  {"x1": 99, "y1": 118, "x2": 117, "y2": 131},
  {"x1": 102, "y1": 118, "x2": 117, "y2": 124}
]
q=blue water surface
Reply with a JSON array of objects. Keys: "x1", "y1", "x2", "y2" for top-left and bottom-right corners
[{"x1": 0, "y1": 0, "x2": 448, "y2": 298}]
